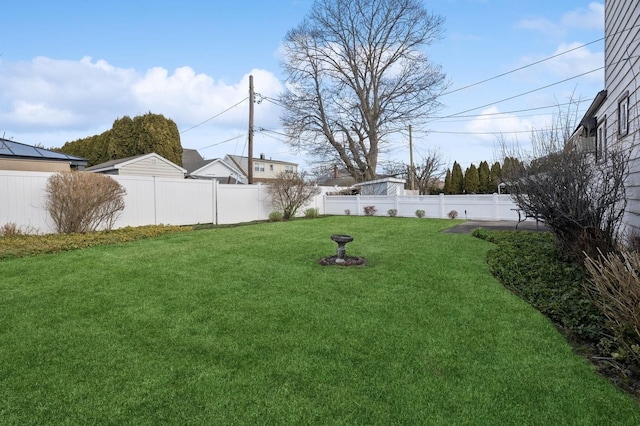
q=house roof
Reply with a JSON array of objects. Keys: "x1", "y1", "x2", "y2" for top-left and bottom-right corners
[
  {"x1": 190, "y1": 158, "x2": 244, "y2": 176},
  {"x1": 86, "y1": 152, "x2": 186, "y2": 173},
  {"x1": 0, "y1": 138, "x2": 88, "y2": 166},
  {"x1": 354, "y1": 177, "x2": 406, "y2": 186},
  {"x1": 577, "y1": 89, "x2": 608, "y2": 131},
  {"x1": 182, "y1": 148, "x2": 213, "y2": 173}
]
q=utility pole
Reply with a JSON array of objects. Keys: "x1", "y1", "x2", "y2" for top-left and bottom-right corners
[
  {"x1": 409, "y1": 125, "x2": 415, "y2": 191},
  {"x1": 248, "y1": 75, "x2": 254, "y2": 184}
]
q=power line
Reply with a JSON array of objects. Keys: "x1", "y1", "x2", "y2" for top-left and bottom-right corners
[
  {"x1": 429, "y1": 66, "x2": 603, "y2": 122},
  {"x1": 441, "y1": 38, "x2": 604, "y2": 96},
  {"x1": 179, "y1": 97, "x2": 248, "y2": 134},
  {"x1": 194, "y1": 133, "x2": 245, "y2": 151},
  {"x1": 263, "y1": 97, "x2": 283, "y2": 107},
  {"x1": 441, "y1": 21, "x2": 640, "y2": 97},
  {"x1": 430, "y1": 101, "x2": 579, "y2": 120},
  {"x1": 428, "y1": 129, "x2": 534, "y2": 136}
]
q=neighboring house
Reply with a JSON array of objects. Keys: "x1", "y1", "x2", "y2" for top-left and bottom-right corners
[
  {"x1": 572, "y1": 1, "x2": 640, "y2": 231},
  {"x1": 224, "y1": 154, "x2": 298, "y2": 183},
  {"x1": 0, "y1": 138, "x2": 88, "y2": 172},
  {"x1": 182, "y1": 148, "x2": 247, "y2": 183},
  {"x1": 315, "y1": 165, "x2": 357, "y2": 187},
  {"x1": 86, "y1": 152, "x2": 186, "y2": 179}
]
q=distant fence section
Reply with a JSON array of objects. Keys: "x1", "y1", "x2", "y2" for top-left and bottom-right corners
[
  {"x1": 324, "y1": 194, "x2": 519, "y2": 220},
  {"x1": 1, "y1": 170, "x2": 519, "y2": 234}
]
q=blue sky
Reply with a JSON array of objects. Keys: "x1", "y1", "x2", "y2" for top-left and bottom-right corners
[{"x1": 1, "y1": 0, "x2": 605, "y2": 171}]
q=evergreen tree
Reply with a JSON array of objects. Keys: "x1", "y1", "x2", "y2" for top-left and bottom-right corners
[
  {"x1": 478, "y1": 161, "x2": 490, "y2": 193},
  {"x1": 464, "y1": 163, "x2": 479, "y2": 194},
  {"x1": 107, "y1": 116, "x2": 137, "y2": 160},
  {"x1": 133, "y1": 113, "x2": 183, "y2": 166},
  {"x1": 443, "y1": 168, "x2": 452, "y2": 194},
  {"x1": 502, "y1": 157, "x2": 523, "y2": 180},
  {"x1": 59, "y1": 113, "x2": 183, "y2": 167},
  {"x1": 489, "y1": 161, "x2": 502, "y2": 193},
  {"x1": 451, "y1": 162, "x2": 464, "y2": 194}
]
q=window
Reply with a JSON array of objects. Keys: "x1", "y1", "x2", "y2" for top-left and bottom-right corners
[
  {"x1": 597, "y1": 117, "x2": 607, "y2": 162},
  {"x1": 254, "y1": 162, "x2": 265, "y2": 172},
  {"x1": 285, "y1": 165, "x2": 294, "y2": 173},
  {"x1": 619, "y1": 96, "x2": 629, "y2": 136},
  {"x1": 269, "y1": 164, "x2": 274, "y2": 172}
]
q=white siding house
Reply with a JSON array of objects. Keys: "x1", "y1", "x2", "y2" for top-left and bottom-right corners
[
  {"x1": 224, "y1": 154, "x2": 298, "y2": 183},
  {"x1": 574, "y1": 2, "x2": 640, "y2": 232},
  {"x1": 87, "y1": 152, "x2": 186, "y2": 179},
  {"x1": 188, "y1": 159, "x2": 247, "y2": 183},
  {"x1": 182, "y1": 149, "x2": 247, "y2": 183}
]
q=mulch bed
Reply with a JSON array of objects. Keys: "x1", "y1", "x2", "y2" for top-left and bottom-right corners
[{"x1": 317, "y1": 255, "x2": 367, "y2": 266}]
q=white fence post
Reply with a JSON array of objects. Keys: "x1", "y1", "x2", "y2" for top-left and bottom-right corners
[
  {"x1": 213, "y1": 180, "x2": 218, "y2": 225},
  {"x1": 153, "y1": 176, "x2": 158, "y2": 225}
]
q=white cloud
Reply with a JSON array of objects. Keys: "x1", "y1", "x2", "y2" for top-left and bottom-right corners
[
  {"x1": 546, "y1": 42, "x2": 604, "y2": 80},
  {"x1": 517, "y1": 42, "x2": 604, "y2": 85},
  {"x1": 465, "y1": 106, "x2": 540, "y2": 142},
  {"x1": 0, "y1": 56, "x2": 284, "y2": 149},
  {"x1": 517, "y1": 2, "x2": 604, "y2": 36},
  {"x1": 517, "y1": 18, "x2": 562, "y2": 37},
  {"x1": 562, "y1": 2, "x2": 604, "y2": 31},
  {"x1": 0, "y1": 56, "x2": 138, "y2": 130}
]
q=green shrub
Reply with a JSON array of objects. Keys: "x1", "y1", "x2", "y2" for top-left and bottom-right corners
[
  {"x1": 476, "y1": 230, "x2": 606, "y2": 343},
  {"x1": 269, "y1": 211, "x2": 284, "y2": 222},
  {"x1": 0, "y1": 225, "x2": 189, "y2": 260},
  {"x1": 387, "y1": 209, "x2": 398, "y2": 217},
  {"x1": 415, "y1": 209, "x2": 425, "y2": 218},
  {"x1": 304, "y1": 208, "x2": 320, "y2": 219}
]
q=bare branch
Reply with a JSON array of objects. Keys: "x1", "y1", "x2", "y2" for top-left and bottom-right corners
[{"x1": 280, "y1": 0, "x2": 447, "y2": 183}]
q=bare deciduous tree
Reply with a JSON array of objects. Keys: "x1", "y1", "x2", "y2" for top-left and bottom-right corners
[
  {"x1": 280, "y1": 0, "x2": 447, "y2": 183},
  {"x1": 266, "y1": 171, "x2": 321, "y2": 220},
  {"x1": 45, "y1": 172, "x2": 126, "y2": 233},
  {"x1": 499, "y1": 102, "x2": 629, "y2": 261},
  {"x1": 384, "y1": 148, "x2": 445, "y2": 194}
]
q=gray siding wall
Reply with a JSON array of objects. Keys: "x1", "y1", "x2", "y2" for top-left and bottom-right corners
[
  {"x1": 119, "y1": 156, "x2": 184, "y2": 179},
  {"x1": 603, "y1": 1, "x2": 640, "y2": 231}
]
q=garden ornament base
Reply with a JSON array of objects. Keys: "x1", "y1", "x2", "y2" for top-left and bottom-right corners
[{"x1": 318, "y1": 234, "x2": 367, "y2": 266}]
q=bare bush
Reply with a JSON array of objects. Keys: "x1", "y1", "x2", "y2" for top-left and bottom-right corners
[
  {"x1": 384, "y1": 148, "x2": 445, "y2": 195},
  {"x1": 45, "y1": 172, "x2": 126, "y2": 233},
  {"x1": 0, "y1": 223, "x2": 35, "y2": 237},
  {"x1": 585, "y1": 250, "x2": 640, "y2": 364},
  {"x1": 266, "y1": 171, "x2": 321, "y2": 220},
  {"x1": 499, "y1": 101, "x2": 629, "y2": 261},
  {"x1": 363, "y1": 206, "x2": 377, "y2": 216}
]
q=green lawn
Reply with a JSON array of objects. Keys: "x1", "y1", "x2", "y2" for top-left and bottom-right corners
[{"x1": 1, "y1": 216, "x2": 639, "y2": 424}]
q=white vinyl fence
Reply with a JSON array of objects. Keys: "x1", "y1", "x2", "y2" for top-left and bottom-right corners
[
  {"x1": 324, "y1": 193, "x2": 520, "y2": 220},
  {"x1": 0, "y1": 170, "x2": 520, "y2": 234},
  {"x1": 0, "y1": 170, "x2": 331, "y2": 234}
]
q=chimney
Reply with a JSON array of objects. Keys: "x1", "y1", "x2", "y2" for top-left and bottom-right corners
[
  {"x1": 333, "y1": 164, "x2": 339, "y2": 179},
  {"x1": 260, "y1": 153, "x2": 265, "y2": 160}
]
